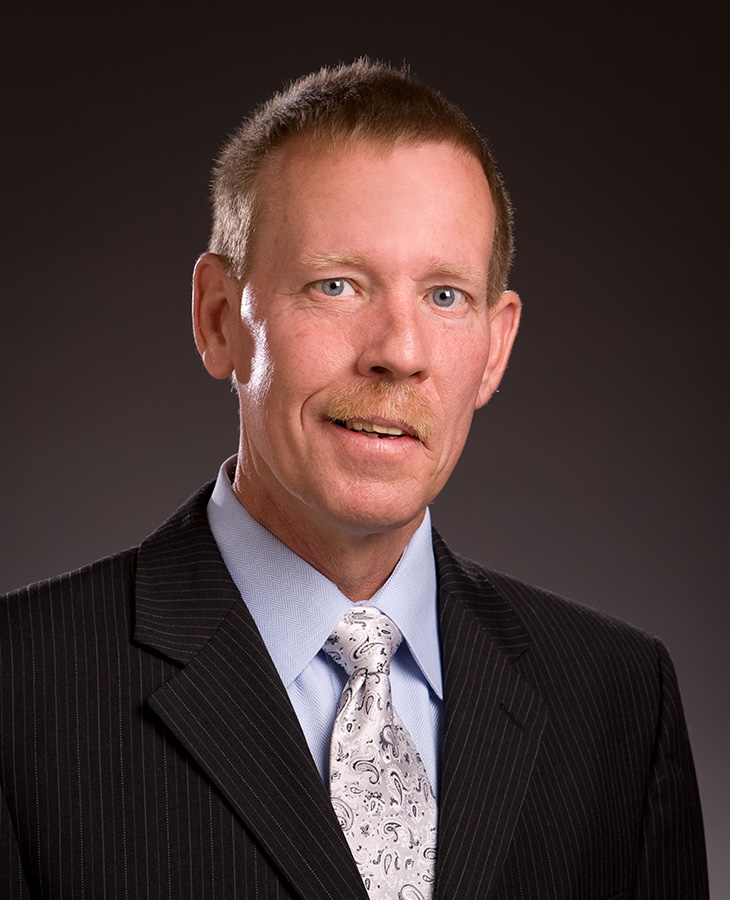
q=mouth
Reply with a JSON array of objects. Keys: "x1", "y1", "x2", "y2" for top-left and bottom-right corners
[
  {"x1": 326, "y1": 382, "x2": 436, "y2": 443},
  {"x1": 331, "y1": 418, "x2": 415, "y2": 439}
]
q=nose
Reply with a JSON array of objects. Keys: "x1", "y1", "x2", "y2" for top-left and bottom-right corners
[{"x1": 356, "y1": 293, "x2": 432, "y2": 382}]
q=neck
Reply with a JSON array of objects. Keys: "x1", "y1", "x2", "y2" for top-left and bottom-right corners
[{"x1": 230, "y1": 477, "x2": 422, "y2": 604}]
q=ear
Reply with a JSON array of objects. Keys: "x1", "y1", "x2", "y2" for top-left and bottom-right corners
[
  {"x1": 192, "y1": 252, "x2": 239, "y2": 379},
  {"x1": 475, "y1": 290, "x2": 521, "y2": 409}
]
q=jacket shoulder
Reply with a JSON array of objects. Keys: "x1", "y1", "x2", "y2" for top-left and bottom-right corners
[
  {"x1": 0, "y1": 547, "x2": 139, "y2": 619},
  {"x1": 484, "y1": 562, "x2": 656, "y2": 646},
  {"x1": 433, "y1": 530, "x2": 665, "y2": 675}
]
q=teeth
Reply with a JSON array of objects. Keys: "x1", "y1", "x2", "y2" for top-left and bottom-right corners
[
  {"x1": 372, "y1": 423, "x2": 405, "y2": 435},
  {"x1": 344, "y1": 420, "x2": 406, "y2": 437}
]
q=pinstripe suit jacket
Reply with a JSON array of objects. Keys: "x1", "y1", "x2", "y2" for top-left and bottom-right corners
[{"x1": 0, "y1": 483, "x2": 707, "y2": 899}]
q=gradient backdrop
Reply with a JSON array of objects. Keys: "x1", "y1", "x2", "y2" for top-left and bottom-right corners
[{"x1": 2, "y1": 3, "x2": 727, "y2": 894}]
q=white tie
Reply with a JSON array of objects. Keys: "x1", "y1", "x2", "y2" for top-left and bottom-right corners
[{"x1": 324, "y1": 607, "x2": 437, "y2": 900}]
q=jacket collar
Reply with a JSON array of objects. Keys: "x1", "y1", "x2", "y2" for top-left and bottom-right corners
[{"x1": 133, "y1": 483, "x2": 368, "y2": 900}]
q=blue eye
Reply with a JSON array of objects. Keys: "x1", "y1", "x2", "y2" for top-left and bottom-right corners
[
  {"x1": 315, "y1": 278, "x2": 356, "y2": 297},
  {"x1": 430, "y1": 286, "x2": 467, "y2": 308}
]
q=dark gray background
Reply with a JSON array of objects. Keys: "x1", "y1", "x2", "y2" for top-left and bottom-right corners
[{"x1": 2, "y1": 2, "x2": 727, "y2": 893}]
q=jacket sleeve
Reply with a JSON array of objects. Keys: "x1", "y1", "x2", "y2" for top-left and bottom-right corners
[
  {"x1": 0, "y1": 785, "x2": 32, "y2": 900},
  {"x1": 632, "y1": 639, "x2": 708, "y2": 898}
]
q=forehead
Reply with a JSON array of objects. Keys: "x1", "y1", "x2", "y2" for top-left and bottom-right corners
[{"x1": 252, "y1": 137, "x2": 495, "y2": 274}]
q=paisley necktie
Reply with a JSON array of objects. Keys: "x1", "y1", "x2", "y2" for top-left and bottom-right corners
[{"x1": 324, "y1": 607, "x2": 437, "y2": 900}]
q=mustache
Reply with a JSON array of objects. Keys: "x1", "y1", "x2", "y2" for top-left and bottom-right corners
[{"x1": 327, "y1": 381, "x2": 437, "y2": 442}]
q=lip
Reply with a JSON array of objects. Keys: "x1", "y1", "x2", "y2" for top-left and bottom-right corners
[{"x1": 324, "y1": 417, "x2": 422, "y2": 454}]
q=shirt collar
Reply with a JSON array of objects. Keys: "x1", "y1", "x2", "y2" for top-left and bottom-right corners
[{"x1": 206, "y1": 457, "x2": 442, "y2": 699}]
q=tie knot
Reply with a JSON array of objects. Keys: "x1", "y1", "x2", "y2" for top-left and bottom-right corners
[{"x1": 324, "y1": 607, "x2": 402, "y2": 677}]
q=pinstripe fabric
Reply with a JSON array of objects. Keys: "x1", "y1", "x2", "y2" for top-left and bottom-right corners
[
  {"x1": 433, "y1": 534, "x2": 707, "y2": 899},
  {"x1": 0, "y1": 484, "x2": 707, "y2": 898},
  {"x1": 0, "y1": 485, "x2": 365, "y2": 900}
]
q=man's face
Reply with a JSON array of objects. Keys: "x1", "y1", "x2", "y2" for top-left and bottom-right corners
[{"x1": 213, "y1": 138, "x2": 518, "y2": 544}]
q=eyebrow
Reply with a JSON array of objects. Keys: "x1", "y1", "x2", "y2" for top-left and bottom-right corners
[
  {"x1": 298, "y1": 252, "x2": 486, "y2": 288},
  {"x1": 298, "y1": 251, "x2": 369, "y2": 270},
  {"x1": 425, "y1": 259, "x2": 487, "y2": 287}
]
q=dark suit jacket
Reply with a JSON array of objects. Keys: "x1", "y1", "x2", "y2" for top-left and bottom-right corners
[{"x1": 0, "y1": 483, "x2": 707, "y2": 899}]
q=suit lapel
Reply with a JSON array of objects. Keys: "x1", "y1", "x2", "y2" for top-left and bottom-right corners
[
  {"x1": 133, "y1": 484, "x2": 368, "y2": 900},
  {"x1": 433, "y1": 533, "x2": 547, "y2": 900},
  {"x1": 131, "y1": 485, "x2": 544, "y2": 900}
]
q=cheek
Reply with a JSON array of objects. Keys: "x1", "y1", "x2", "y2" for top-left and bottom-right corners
[
  {"x1": 242, "y1": 316, "x2": 323, "y2": 403},
  {"x1": 228, "y1": 313, "x2": 259, "y2": 388},
  {"x1": 247, "y1": 321, "x2": 274, "y2": 400},
  {"x1": 437, "y1": 344, "x2": 490, "y2": 412},
  {"x1": 272, "y1": 319, "x2": 352, "y2": 392}
]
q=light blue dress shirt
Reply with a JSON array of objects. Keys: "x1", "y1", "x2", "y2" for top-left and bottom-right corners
[{"x1": 206, "y1": 457, "x2": 443, "y2": 793}]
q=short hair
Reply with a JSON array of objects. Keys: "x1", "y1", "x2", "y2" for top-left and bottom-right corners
[{"x1": 209, "y1": 58, "x2": 514, "y2": 307}]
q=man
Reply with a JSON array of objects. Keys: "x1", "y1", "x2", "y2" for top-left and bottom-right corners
[{"x1": 0, "y1": 60, "x2": 707, "y2": 899}]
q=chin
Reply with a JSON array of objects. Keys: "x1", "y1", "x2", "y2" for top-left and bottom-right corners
[{"x1": 320, "y1": 493, "x2": 429, "y2": 538}]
